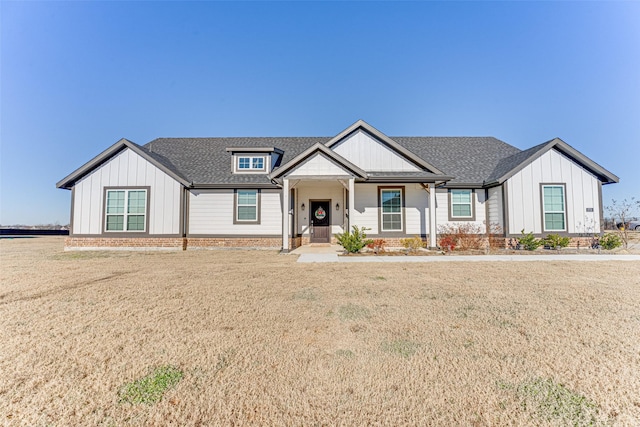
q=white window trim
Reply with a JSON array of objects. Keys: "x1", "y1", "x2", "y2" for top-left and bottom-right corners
[
  {"x1": 450, "y1": 189, "x2": 473, "y2": 219},
  {"x1": 235, "y1": 155, "x2": 267, "y2": 173},
  {"x1": 104, "y1": 188, "x2": 148, "y2": 232},
  {"x1": 380, "y1": 188, "x2": 404, "y2": 232},
  {"x1": 542, "y1": 184, "x2": 567, "y2": 232}
]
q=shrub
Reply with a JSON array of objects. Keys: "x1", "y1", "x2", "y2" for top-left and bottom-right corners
[
  {"x1": 366, "y1": 238, "x2": 387, "y2": 254},
  {"x1": 335, "y1": 226, "x2": 372, "y2": 253},
  {"x1": 438, "y1": 223, "x2": 485, "y2": 250},
  {"x1": 400, "y1": 236, "x2": 426, "y2": 253},
  {"x1": 599, "y1": 233, "x2": 622, "y2": 250},
  {"x1": 518, "y1": 230, "x2": 542, "y2": 251},
  {"x1": 543, "y1": 234, "x2": 571, "y2": 250},
  {"x1": 439, "y1": 235, "x2": 456, "y2": 251}
]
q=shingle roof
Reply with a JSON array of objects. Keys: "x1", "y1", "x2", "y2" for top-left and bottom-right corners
[
  {"x1": 144, "y1": 136, "x2": 523, "y2": 186},
  {"x1": 145, "y1": 137, "x2": 328, "y2": 185},
  {"x1": 484, "y1": 141, "x2": 550, "y2": 184},
  {"x1": 392, "y1": 137, "x2": 521, "y2": 185}
]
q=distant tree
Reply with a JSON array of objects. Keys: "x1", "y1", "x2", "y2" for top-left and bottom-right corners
[{"x1": 606, "y1": 198, "x2": 640, "y2": 249}]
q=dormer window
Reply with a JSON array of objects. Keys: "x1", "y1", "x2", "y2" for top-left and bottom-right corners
[
  {"x1": 236, "y1": 156, "x2": 266, "y2": 172},
  {"x1": 227, "y1": 146, "x2": 283, "y2": 174}
]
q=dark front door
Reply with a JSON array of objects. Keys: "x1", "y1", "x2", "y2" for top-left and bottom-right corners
[{"x1": 310, "y1": 200, "x2": 331, "y2": 243}]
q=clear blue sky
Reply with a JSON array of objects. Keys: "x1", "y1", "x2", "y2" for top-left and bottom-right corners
[{"x1": 1, "y1": 1, "x2": 638, "y2": 225}]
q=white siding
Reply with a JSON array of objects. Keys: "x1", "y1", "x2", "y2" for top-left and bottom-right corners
[
  {"x1": 351, "y1": 184, "x2": 431, "y2": 236},
  {"x1": 404, "y1": 185, "x2": 430, "y2": 235},
  {"x1": 72, "y1": 148, "x2": 182, "y2": 235},
  {"x1": 332, "y1": 130, "x2": 420, "y2": 172},
  {"x1": 435, "y1": 189, "x2": 487, "y2": 232},
  {"x1": 288, "y1": 153, "x2": 352, "y2": 177},
  {"x1": 295, "y1": 181, "x2": 346, "y2": 235},
  {"x1": 352, "y1": 184, "x2": 379, "y2": 232},
  {"x1": 487, "y1": 186, "x2": 504, "y2": 231},
  {"x1": 189, "y1": 189, "x2": 282, "y2": 235},
  {"x1": 505, "y1": 149, "x2": 601, "y2": 234}
]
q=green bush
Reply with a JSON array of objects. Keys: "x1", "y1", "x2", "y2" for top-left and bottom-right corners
[
  {"x1": 543, "y1": 234, "x2": 571, "y2": 250},
  {"x1": 335, "y1": 226, "x2": 373, "y2": 253},
  {"x1": 599, "y1": 233, "x2": 622, "y2": 250},
  {"x1": 518, "y1": 230, "x2": 542, "y2": 251}
]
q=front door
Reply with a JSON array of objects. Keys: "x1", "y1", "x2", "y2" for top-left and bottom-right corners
[{"x1": 310, "y1": 200, "x2": 331, "y2": 243}]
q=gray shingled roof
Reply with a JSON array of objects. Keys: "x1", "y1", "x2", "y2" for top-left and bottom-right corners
[
  {"x1": 484, "y1": 141, "x2": 550, "y2": 184},
  {"x1": 144, "y1": 135, "x2": 524, "y2": 186}
]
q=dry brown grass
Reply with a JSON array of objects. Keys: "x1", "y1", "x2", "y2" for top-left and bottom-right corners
[{"x1": 1, "y1": 236, "x2": 639, "y2": 426}]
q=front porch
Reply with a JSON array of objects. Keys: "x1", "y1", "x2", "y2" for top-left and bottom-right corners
[{"x1": 281, "y1": 177, "x2": 440, "y2": 253}]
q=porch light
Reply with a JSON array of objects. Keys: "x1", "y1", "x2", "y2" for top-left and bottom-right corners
[
  {"x1": 301, "y1": 203, "x2": 305, "y2": 211},
  {"x1": 335, "y1": 203, "x2": 340, "y2": 211}
]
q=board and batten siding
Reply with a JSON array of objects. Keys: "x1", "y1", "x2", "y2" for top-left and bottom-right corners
[
  {"x1": 188, "y1": 189, "x2": 282, "y2": 235},
  {"x1": 288, "y1": 153, "x2": 353, "y2": 177},
  {"x1": 487, "y1": 186, "x2": 504, "y2": 230},
  {"x1": 332, "y1": 130, "x2": 420, "y2": 172},
  {"x1": 505, "y1": 149, "x2": 600, "y2": 235},
  {"x1": 72, "y1": 148, "x2": 182, "y2": 235}
]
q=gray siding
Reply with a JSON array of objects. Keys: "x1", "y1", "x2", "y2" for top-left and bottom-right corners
[{"x1": 72, "y1": 148, "x2": 181, "y2": 235}]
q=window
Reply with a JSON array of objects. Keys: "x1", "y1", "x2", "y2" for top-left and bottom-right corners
[
  {"x1": 252, "y1": 157, "x2": 264, "y2": 169},
  {"x1": 235, "y1": 189, "x2": 259, "y2": 223},
  {"x1": 542, "y1": 185, "x2": 566, "y2": 231},
  {"x1": 450, "y1": 190, "x2": 473, "y2": 219},
  {"x1": 380, "y1": 188, "x2": 403, "y2": 231},
  {"x1": 238, "y1": 157, "x2": 251, "y2": 169},
  {"x1": 237, "y1": 156, "x2": 266, "y2": 171},
  {"x1": 105, "y1": 189, "x2": 147, "y2": 232}
]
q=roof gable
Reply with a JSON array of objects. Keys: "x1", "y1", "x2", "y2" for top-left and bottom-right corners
[
  {"x1": 269, "y1": 143, "x2": 367, "y2": 180},
  {"x1": 331, "y1": 129, "x2": 421, "y2": 172},
  {"x1": 56, "y1": 138, "x2": 191, "y2": 189},
  {"x1": 326, "y1": 120, "x2": 444, "y2": 174},
  {"x1": 486, "y1": 138, "x2": 619, "y2": 185}
]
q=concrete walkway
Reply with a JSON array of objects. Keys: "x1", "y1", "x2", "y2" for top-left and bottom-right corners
[{"x1": 297, "y1": 253, "x2": 640, "y2": 263}]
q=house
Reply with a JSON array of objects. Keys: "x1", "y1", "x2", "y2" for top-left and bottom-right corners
[{"x1": 56, "y1": 120, "x2": 618, "y2": 251}]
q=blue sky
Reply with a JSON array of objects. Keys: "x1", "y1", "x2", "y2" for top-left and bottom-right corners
[{"x1": 1, "y1": 1, "x2": 638, "y2": 225}]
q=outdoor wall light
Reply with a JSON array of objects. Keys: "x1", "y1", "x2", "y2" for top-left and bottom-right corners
[
  {"x1": 335, "y1": 203, "x2": 340, "y2": 211},
  {"x1": 301, "y1": 203, "x2": 305, "y2": 211}
]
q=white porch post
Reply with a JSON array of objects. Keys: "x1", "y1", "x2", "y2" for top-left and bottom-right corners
[
  {"x1": 429, "y1": 183, "x2": 437, "y2": 248},
  {"x1": 282, "y1": 178, "x2": 290, "y2": 252},
  {"x1": 348, "y1": 178, "x2": 355, "y2": 231}
]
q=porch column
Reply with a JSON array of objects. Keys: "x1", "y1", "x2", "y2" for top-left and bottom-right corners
[
  {"x1": 348, "y1": 178, "x2": 355, "y2": 232},
  {"x1": 429, "y1": 183, "x2": 437, "y2": 248},
  {"x1": 282, "y1": 178, "x2": 290, "y2": 252}
]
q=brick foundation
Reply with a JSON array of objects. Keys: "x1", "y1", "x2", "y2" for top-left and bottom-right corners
[
  {"x1": 64, "y1": 237, "x2": 187, "y2": 250},
  {"x1": 186, "y1": 237, "x2": 281, "y2": 250},
  {"x1": 63, "y1": 235, "x2": 599, "y2": 251}
]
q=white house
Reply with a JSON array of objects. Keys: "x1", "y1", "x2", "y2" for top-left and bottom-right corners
[{"x1": 56, "y1": 120, "x2": 618, "y2": 251}]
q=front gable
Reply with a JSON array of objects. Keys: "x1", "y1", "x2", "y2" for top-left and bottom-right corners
[
  {"x1": 287, "y1": 152, "x2": 356, "y2": 178},
  {"x1": 269, "y1": 143, "x2": 367, "y2": 181},
  {"x1": 325, "y1": 120, "x2": 444, "y2": 174},
  {"x1": 331, "y1": 129, "x2": 421, "y2": 172}
]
